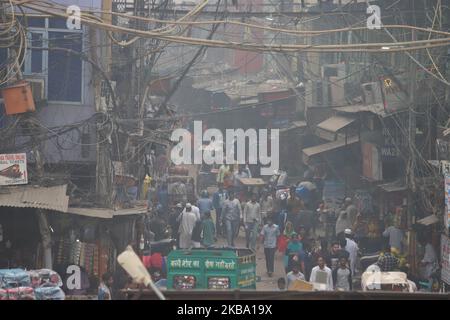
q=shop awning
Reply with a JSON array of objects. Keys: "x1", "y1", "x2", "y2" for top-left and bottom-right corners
[
  {"x1": 333, "y1": 103, "x2": 408, "y2": 118},
  {"x1": 279, "y1": 121, "x2": 307, "y2": 133},
  {"x1": 66, "y1": 206, "x2": 148, "y2": 219},
  {"x1": 0, "y1": 184, "x2": 69, "y2": 212},
  {"x1": 315, "y1": 116, "x2": 356, "y2": 141},
  {"x1": 302, "y1": 136, "x2": 359, "y2": 163},
  {"x1": 317, "y1": 116, "x2": 356, "y2": 133},
  {"x1": 333, "y1": 104, "x2": 386, "y2": 116},
  {"x1": 417, "y1": 214, "x2": 439, "y2": 226},
  {"x1": 378, "y1": 180, "x2": 407, "y2": 193}
]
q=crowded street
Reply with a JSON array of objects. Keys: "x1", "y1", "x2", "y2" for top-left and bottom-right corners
[{"x1": 0, "y1": 0, "x2": 449, "y2": 302}]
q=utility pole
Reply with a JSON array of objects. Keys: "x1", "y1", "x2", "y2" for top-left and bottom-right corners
[
  {"x1": 95, "y1": 0, "x2": 114, "y2": 208},
  {"x1": 9, "y1": 45, "x2": 53, "y2": 269},
  {"x1": 407, "y1": 28, "x2": 417, "y2": 274}
]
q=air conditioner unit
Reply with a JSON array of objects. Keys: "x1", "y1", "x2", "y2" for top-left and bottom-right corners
[
  {"x1": 304, "y1": 80, "x2": 315, "y2": 109},
  {"x1": 306, "y1": 78, "x2": 343, "y2": 108},
  {"x1": 100, "y1": 80, "x2": 116, "y2": 111},
  {"x1": 321, "y1": 64, "x2": 346, "y2": 106},
  {"x1": 329, "y1": 76, "x2": 345, "y2": 106},
  {"x1": 25, "y1": 77, "x2": 45, "y2": 102},
  {"x1": 321, "y1": 64, "x2": 346, "y2": 80},
  {"x1": 361, "y1": 81, "x2": 383, "y2": 105}
]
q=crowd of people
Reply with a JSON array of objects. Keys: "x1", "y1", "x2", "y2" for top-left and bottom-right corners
[{"x1": 102, "y1": 163, "x2": 440, "y2": 296}]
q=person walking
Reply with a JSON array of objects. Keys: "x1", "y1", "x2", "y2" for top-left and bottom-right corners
[
  {"x1": 310, "y1": 256, "x2": 333, "y2": 291},
  {"x1": 376, "y1": 243, "x2": 400, "y2": 272},
  {"x1": 197, "y1": 190, "x2": 213, "y2": 218},
  {"x1": 169, "y1": 203, "x2": 183, "y2": 240},
  {"x1": 343, "y1": 198, "x2": 358, "y2": 226},
  {"x1": 157, "y1": 183, "x2": 169, "y2": 212},
  {"x1": 332, "y1": 257, "x2": 352, "y2": 291},
  {"x1": 382, "y1": 223, "x2": 404, "y2": 254},
  {"x1": 284, "y1": 233, "x2": 304, "y2": 274},
  {"x1": 98, "y1": 272, "x2": 114, "y2": 300},
  {"x1": 260, "y1": 190, "x2": 274, "y2": 224},
  {"x1": 335, "y1": 210, "x2": 352, "y2": 238},
  {"x1": 201, "y1": 211, "x2": 216, "y2": 248},
  {"x1": 286, "y1": 262, "x2": 305, "y2": 289},
  {"x1": 419, "y1": 237, "x2": 438, "y2": 281},
  {"x1": 243, "y1": 194, "x2": 262, "y2": 251},
  {"x1": 259, "y1": 216, "x2": 280, "y2": 277},
  {"x1": 328, "y1": 241, "x2": 348, "y2": 272},
  {"x1": 222, "y1": 192, "x2": 242, "y2": 247},
  {"x1": 213, "y1": 184, "x2": 228, "y2": 236},
  {"x1": 177, "y1": 203, "x2": 198, "y2": 249},
  {"x1": 217, "y1": 164, "x2": 231, "y2": 184},
  {"x1": 344, "y1": 229, "x2": 359, "y2": 275},
  {"x1": 191, "y1": 219, "x2": 203, "y2": 248}
]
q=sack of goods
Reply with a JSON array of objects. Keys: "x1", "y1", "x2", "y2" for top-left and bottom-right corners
[
  {"x1": 4, "y1": 287, "x2": 36, "y2": 300},
  {"x1": 0, "y1": 269, "x2": 31, "y2": 288},
  {"x1": 28, "y1": 269, "x2": 63, "y2": 288},
  {"x1": 0, "y1": 268, "x2": 65, "y2": 300},
  {"x1": 34, "y1": 286, "x2": 65, "y2": 300}
]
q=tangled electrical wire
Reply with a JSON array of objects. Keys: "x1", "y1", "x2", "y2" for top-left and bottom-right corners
[
  {"x1": 9, "y1": 0, "x2": 450, "y2": 53},
  {"x1": 0, "y1": 0, "x2": 27, "y2": 86},
  {"x1": 2, "y1": 112, "x2": 113, "y2": 153}
]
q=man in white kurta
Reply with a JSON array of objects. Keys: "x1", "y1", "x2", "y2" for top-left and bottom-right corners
[
  {"x1": 344, "y1": 229, "x2": 359, "y2": 275},
  {"x1": 178, "y1": 204, "x2": 198, "y2": 249}
]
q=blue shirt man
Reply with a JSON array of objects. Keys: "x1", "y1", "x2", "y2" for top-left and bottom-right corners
[
  {"x1": 212, "y1": 185, "x2": 228, "y2": 235},
  {"x1": 259, "y1": 218, "x2": 280, "y2": 277},
  {"x1": 197, "y1": 191, "x2": 213, "y2": 217}
]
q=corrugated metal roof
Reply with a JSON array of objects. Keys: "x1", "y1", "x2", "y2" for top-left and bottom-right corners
[
  {"x1": 279, "y1": 121, "x2": 307, "y2": 133},
  {"x1": 316, "y1": 115, "x2": 356, "y2": 133},
  {"x1": 66, "y1": 206, "x2": 147, "y2": 219},
  {"x1": 333, "y1": 103, "x2": 408, "y2": 118},
  {"x1": 302, "y1": 136, "x2": 359, "y2": 161},
  {"x1": 378, "y1": 180, "x2": 407, "y2": 193},
  {"x1": 417, "y1": 215, "x2": 439, "y2": 226},
  {"x1": 0, "y1": 184, "x2": 69, "y2": 212}
]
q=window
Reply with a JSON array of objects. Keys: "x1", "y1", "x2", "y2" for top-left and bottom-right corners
[
  {"x1": 30, "y1": 32, "x2": 44, "y2": 73},
  {"x1": 48, "y1": 32, "x2": 82, "y2": 101},
  {"x1": 208, "y1": 277, "x2": 230, "y2": 289},
  {"x1": 0, "y1": 48, "x2": 7, "y2": 99},
  {"x1": 173, "y1": 275, "x2": 196, "y2": 289},
  {"x1": 23, "y1": 18, "x2": 83, "y2": 103}
]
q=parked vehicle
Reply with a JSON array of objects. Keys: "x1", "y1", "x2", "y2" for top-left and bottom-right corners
[
  {"x1": 361, "y1": 270, "x2": 414, "y2": 292},
  {"x1": 167, "y1": 248, "x2": 256, "y2": 290}
]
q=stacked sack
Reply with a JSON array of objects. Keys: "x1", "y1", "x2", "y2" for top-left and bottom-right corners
[
  {"x1": 0, "y1": 269, "x2": 35, "y2": 300},
  {"x1": 0, "y1": 268, "x2": 65, "y2": 300},
  {"x1": 28, "y1": 269, "x2": 65, "y2": 300}
]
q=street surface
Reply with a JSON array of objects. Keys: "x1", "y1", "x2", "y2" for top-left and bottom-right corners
[{"x1": 216, "y1": 227, "x2": 284, "y2": 291}]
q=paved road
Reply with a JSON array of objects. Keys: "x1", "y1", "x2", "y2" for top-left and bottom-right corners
[{"x1": 216, "y1": 227, "x2": 284, "y2": 291}]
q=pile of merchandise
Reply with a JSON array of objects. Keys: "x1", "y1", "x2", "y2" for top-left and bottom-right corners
[
  {"x1": 0, "y1": 268, "x2": 65, "y2": 300},
  {"x1": 56, "y1": 238, "x2": 115, "y2": 277}
]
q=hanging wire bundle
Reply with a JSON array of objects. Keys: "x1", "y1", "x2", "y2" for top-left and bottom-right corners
[{"x1": 0, "y1": 0, "x2": 27, "y2": 86}]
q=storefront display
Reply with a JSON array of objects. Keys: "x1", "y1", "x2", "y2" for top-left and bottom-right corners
[{"x1": 52, "y1": 215, "x2": 118, "y2": 282}]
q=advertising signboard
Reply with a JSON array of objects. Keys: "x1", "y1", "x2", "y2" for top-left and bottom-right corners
[{"x1": 0, "y1": 153, "x2": 27, "y2": 186}]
